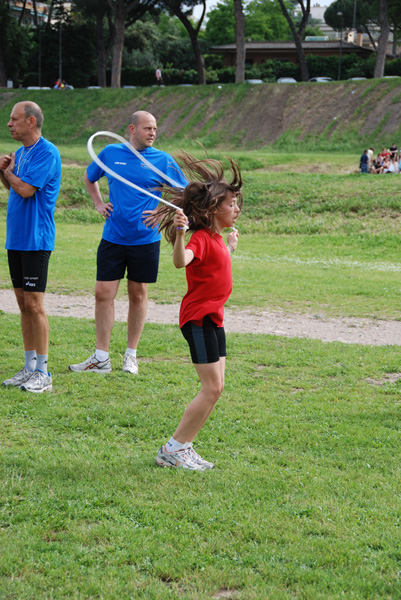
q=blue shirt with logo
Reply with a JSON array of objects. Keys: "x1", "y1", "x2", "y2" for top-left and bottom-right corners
[
  {"x1": 6, "y1": 137, "x2": 61, "y2": 251},
  {"x1": 86, "y1": 144, "x2": 188, "y2": 246}
]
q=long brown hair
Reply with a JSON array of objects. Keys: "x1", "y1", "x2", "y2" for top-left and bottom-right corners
[{"x1": 157, "y1": 151, "x2": 243, "y2": 245}]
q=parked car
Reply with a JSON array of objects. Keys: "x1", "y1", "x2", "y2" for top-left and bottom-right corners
[
  {"x1": 348, "y1": 77, "x2": 367, "y2": 81},
  {"x1": 245, "y1": 79, "x2": 264, "y2": 84},
  {"x1": 308, "y1": 77, "x2": 334, "y2": 82},
  {"x1": 277, "y1": 77, "x2": 297, "y2": 83}
]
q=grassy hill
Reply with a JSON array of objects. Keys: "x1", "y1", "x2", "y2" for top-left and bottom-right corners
[{"x1": 1, "y1": 79, "x2": 401, "y2": 152}]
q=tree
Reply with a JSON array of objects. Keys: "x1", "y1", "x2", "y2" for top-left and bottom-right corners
[
  {"x1": 205, "y1": 0, "x2": 291, "y2": 45},
  {"x1": 107, "y1": 0, "x2": 158, "y2": 87},
  {"x1": 324, "y1": 0, "x2": 378, "y2": 48},
  {"x1": 161, "y1": 0, "x2": 207, "y2": 84},
  {"x1": 0, "y1": 0, "x2": 31, "y2": 86},
  {"x1": 374, "y1": 0, "x2": 389, "y2": 77},
  {"x1": 277, "y1": 0, "x2": 311, "y2": 81},
  {"x1": 325, "y1": 0, "x2": 394, "y2": 78},
  {"x1": 73, "y1": 0, "x2": 114, "y2": 87},
  {"x1": 233, "y1": 0, "x2": 245, "y2": 82}
]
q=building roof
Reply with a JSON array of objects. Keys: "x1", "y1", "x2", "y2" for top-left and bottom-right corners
[
  {"x1": 211, "y1": 41, "x2": 374, "y2": 53},
  {"x1": 210, "y1": 41, "x2": 375, "y2": 63}
]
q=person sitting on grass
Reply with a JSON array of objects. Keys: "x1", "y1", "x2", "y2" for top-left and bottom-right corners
[
  {"x1": 371, "y1": 154, "x2": 384, "y2": 174},
  {"x1": 147, "y1": 153, "x2": 242, "y2": 471}
]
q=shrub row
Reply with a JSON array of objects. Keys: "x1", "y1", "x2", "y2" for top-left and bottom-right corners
[{"x1": 22, "y1": 55, "x2": 401, "y2": 88}]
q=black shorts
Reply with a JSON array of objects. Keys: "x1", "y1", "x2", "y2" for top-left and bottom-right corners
[
  {"x1": 8, "y1": 250, "x2": 51, "y2": 293},
  {"x1": 181, "y1": 315, "x2": 226, "y2": 364},
  {"x1": 96, "y1": 239, "x2": 160, "y2": 283}
]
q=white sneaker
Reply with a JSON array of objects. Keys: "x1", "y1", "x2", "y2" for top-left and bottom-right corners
[
  {"x1": 123, "y1": 354, "x2": 138, "y2": 375},
  {"x1": 155, "y1": 445, "x2": 206, "y2": 470},
  {"x1": 186, "y1": 444, "x2": 215, "y2": 469},
  {"x1": 21, "y1": 370, "x2": 52, "y2": 393},
  {"x1": 69, "y1": 354, "x2": 111, "y2": 373},
  {"x1": 2, "y1": 366, "x2": 33, "y2": 387}
]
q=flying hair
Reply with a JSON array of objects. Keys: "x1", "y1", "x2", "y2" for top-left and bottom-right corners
[{"x1": 156, "y1": 151, "x2": 243, "y2": 245}]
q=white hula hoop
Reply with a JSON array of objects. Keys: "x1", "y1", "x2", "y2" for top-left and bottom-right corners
[{"x1": 87, "y1": 130, "x2": 183, "y2": 211}]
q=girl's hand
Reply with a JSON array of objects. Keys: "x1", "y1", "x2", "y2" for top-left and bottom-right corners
[
  {"x1": 174, "y1": 210, "x2": 189, "y2": 232},
  {"x1": 227, "y1": 228, "x2": 239, "y2": 251}
]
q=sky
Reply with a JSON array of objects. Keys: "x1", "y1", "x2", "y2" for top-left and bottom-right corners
[{"x1": 193, "y1": 0, "x2": 334, "y2": 21}]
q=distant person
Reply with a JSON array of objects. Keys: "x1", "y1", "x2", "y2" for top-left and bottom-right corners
[
  {"x1": 0, "y1": 101, "x2": 61, "y2": 392},
  {"x1": 389, "y1": 143, "x2": 398, "y2": 161},
  {"x1": 153, "y1": 153, "x2": 242, "y2": 470},
  {"x1": 360, "y1": 149, "x2": 369, "y2": 174},
  {"x1": 69, "y1": 111, "x2": 188, "y2": 376},
  {"x1": 367, "y1": 147, "x2": 374, "y2": 171},
  {"x1": 155, "y1": 67, "x2": 163, "y2": 85},
  {"x1": 53, "y1": 78, "x2": 61, "y2": 89},
  {"x1": 384, "y1": 159, "x2": 396, "y2": 174},
  {"x1": 372, "y1": 154, "x2": 384, "y2": 174}
]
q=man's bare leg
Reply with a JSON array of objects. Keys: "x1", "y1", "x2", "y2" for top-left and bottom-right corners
[
  {"x1": 127, "y1": 280, "x2": 148, "y2": 349},
  {"x1": 95, "y1": 279, "x2": 120, "y2": 351}
]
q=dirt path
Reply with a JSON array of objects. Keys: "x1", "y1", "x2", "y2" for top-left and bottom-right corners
[{"x1": 2, "y1": 289, "x2": 401, "y2": 347}]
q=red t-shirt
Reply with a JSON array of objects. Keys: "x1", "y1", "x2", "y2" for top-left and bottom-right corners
[{"x1": 179, "y1": 229, "x2": 232, "y2": 328}]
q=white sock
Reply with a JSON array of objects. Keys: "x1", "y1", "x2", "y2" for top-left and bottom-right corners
[
  {"x1": 24, "y1": 350, "x2": 37, "y2": 371},
  {"x1": 166, "y1": 437, "x2": 185, "y2": 452},
  {"x1": 95, "y1": 349, "x2": 109, "y2": 362},
  {"x1": 125, "y1": 348, "x2": 137, "y2": 358},
  {"x1": 36, "y1": 354, "x2": 48, "y2": 374}
]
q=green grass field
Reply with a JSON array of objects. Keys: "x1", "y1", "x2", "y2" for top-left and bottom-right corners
[{"x1": 1, "y1": 144, "x2": 401, "y2": 598}]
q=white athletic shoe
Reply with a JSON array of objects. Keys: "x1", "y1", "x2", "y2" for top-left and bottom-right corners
[
  {"x1": 155, "y1": 445, "x2": 206, "y2": 471},
  {"x1": 69, "y1": 354, "x2": 112, "y2": 373},
  {"x1": 21, "y1": 370, "x2": 52, "y2": 393},
  {"x1": 2, "y1": 366, "x2": 34, "y2": 387},
  {"x1": 123, "y1": 354, "x2": 138, "y2": 375},
  {"x1": 186, "y1": 444, "x2": 215, "y2": 469}
]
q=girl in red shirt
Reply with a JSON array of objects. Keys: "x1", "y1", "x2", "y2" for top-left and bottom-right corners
[{"x1": 154, "y1": 153, "x2": 242, "y2": 470}]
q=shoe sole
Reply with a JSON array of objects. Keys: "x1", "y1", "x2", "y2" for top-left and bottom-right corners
[
  {"x1": 21, "y1": 384, "x2": 53, "y2": 393},
  {"x1": 155, "y1": 457, "x2": 205, "y2": 471},
  {"x1": 68, "y1": 366, "x2": 112, "y2": 373},
  {"x1": 122, "y1": 367, "x2": 138, "y2": 374}
]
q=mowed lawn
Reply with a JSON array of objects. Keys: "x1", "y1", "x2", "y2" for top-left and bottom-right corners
[{"x1": 1, "y1": 152, "x2": 401, "y2": 599}]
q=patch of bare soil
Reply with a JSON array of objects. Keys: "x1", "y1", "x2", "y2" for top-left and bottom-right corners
[{"x1": 2, "y1": 289, "x2": 401, "y2": 347}]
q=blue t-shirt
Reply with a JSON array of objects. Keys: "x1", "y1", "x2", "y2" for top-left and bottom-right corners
[
  {"x1": 6, "y1": 137, "x2": 61, "y2": 251},
  {"x1": 86, "y1": 144, "x2": 188, "y2": 246}
]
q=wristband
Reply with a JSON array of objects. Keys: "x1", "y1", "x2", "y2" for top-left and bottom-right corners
[{"x1": 227, "y1": 244, "x2": 235, "y2": 253}]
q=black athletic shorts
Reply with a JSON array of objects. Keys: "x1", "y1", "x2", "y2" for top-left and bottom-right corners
[
  {"x1": 181, "y1": 315, "x2": 226, "y2": 364},
  {"x1": 96, "y1": 239, "x2": 160, "y2": 283},
  {"x1": 8, "y1": 250, "x2": 51, "y2": 293}
]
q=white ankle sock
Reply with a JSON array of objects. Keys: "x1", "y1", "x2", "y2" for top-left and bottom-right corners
[
  {"x1": 126, "y1": 348, "x2": 137, "y2": 358},
  {"x1": 36, "y1": 354, "x2": 48, "y2": 374},
  {"x1": 25, "y1": 350, "x2": 37, "y2": 371},
  {"x1": 95, "y1": 349, "x2": 109, "y2": 362},
  {"x1": 166, "y1": 437, "x2": 185, "y2": 452}
]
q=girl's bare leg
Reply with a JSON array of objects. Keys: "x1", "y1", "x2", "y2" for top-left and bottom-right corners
[{"x1": 173, "y1": 358, "x2": 225, "y2": 444}]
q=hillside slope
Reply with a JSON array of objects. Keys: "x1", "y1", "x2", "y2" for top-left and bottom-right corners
[{"x1": 1, "y1": 79, "x2": 400, "y2": 151}]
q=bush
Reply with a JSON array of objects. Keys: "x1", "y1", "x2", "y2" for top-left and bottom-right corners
[
  {"x1": 214, "y1": 67, "x2": 235, "y2": 83},
  {"x1": 121, "y1": 67, "x2": 155, "y2": 86},
  {"x1": 385, "y1": 58, "x2": 401, "y2": 76}
]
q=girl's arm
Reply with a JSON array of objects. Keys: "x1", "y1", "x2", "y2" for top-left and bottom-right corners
[
  {"x1": 173, "y1": 211, "x2": 194, "y2": 268},
  {"x1": 226, "y1": 228, "x2": 239, "y2": 255}
]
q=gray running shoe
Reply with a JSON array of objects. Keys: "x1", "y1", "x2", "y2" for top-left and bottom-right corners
[
  {"x1": 21, "y1": 370, "x2": 52, "y2": 393},
  {"x1": 155, "y1": 445, "x2": 206, "y2": 470},
  {"x1": 186, "y1": 444, "x2": 215, "y2": 469},
  {"x1": 123, "y1": 354, "x2": 138, "y2": 375},
  {"x1": 69, "y1": 354, "x2": 111, "y2": 373},
  {"x1": 2, "y1": 366, "x2": 33, "y2": 387}
]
